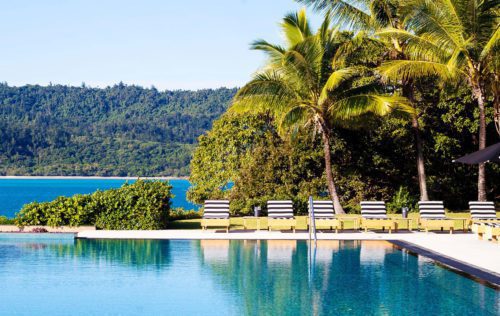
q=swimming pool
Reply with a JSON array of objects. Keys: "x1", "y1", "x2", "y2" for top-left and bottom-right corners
[{"x1": 0, "y1": 236, "x2": 497, "y2": 315}]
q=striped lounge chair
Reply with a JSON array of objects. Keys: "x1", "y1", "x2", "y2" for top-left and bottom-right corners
[
  {"x1": 201, "y1": 200, "x2": 230, "y2": 232},
  {"x1": 418, "y1": 201, "x2": 454, "y2": 233},
  {"x1": 307, "y1": 200, "x2": 343, "y2": 233},
  {"x1": 267, "y1": 200, "x2": 296, "y2": 233},
  {"x1": 484, "y1": 223, "x2": 500, "y2": 242},
  {"x1": 469, "y1": 201, "x2": 499, "y2": 237},
  {"x1": 469, "y1": 201, "x2": 498, "y2": 222},
  {"x1": 360, "y1": 201, "x2": 398, "y2": 233}
]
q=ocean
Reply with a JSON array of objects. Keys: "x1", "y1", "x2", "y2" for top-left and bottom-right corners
[{"x1": 0, "y1": 178, "x2": 199, "y2": 218}]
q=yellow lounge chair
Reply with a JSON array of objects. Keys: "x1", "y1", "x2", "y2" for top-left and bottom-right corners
[
  {"x1": 418, "y1": 201, "x2": 454, "y2": 233},
  {"x1": 201, "y1": 200, "x2": 230, "y2": 233},
  {"x1": 469, "y1": 201, "x2": 499, "y2": 235},
  {"x1": 267, "y1": 200, "x2": 296, "y2": 233},
  {"x1": 484, "y1": 223, "x2": 500, "y2": 242},
  {"x1": 307, "y1": 200, "x2": 343, "y2": 232},
  {"x1": 360, "y1": 201, "x2": 398, "y2": 233}
]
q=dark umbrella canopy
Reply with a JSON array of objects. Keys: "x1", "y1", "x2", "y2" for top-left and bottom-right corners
[{"x1": 454, "y1": 142, "x2": 500, "y2": 164}]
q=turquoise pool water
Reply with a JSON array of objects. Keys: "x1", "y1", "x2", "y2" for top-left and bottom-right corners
[
  {"x1": 0, "y1": 236, "x2": 497, "y2": 315},
  {"x1": 0, "y1": 178, "x2": 199, "y2": 217}
]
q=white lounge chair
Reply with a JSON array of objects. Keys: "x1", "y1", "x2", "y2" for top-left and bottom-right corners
[
  {"x1": 360, "y1": 201, "x2": 398, "y2": 233},
  {"x1": 308, "y1": 200, "x2": 343, "y2": 232},
  {"x1": 469, "y1": 201, "x2": 499, "y2": 237},
  {"x1": 267, "y1": 200, "x2": 296, "y2": 233},
  {"x1": 418, "y1": 201, "x2": 454, "y2": 233},
  {"x1": 201, "y1": 200, "x2": 230, "y2": 232},
  {"x1": 469, "y1": 201, "x2": 498, "y2": 221}
]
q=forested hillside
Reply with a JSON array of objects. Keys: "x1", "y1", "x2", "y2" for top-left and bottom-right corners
[{"x1": 0, "y1": 83, "x2": 236, "y2": 176}]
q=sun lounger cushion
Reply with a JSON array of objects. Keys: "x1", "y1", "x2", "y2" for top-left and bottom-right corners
[
  {"x1": 418, "y1": 201, "x2": 446, "y2": 219},
  {"x1": 268, "y1": 200, "x2": 294, "y2": 219},
  {"x1": 485, "y1": 222, "x2": 500, "y2": 228},
  {"x1": 469, "y1": 201, "x2": 497, "y2": 220},
  {"x1": 310, "y1": 200, "x2": 335, "y2": 219},
  {"x1": 360, "y1": 201, "x2": 387, "y2": 219},
  {"x1": 203, "y1": 200, "x2": 230, "y2": 219}
]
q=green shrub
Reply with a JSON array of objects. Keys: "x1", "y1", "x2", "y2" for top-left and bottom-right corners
[
  {"x1": 15, "y1": 180, "x2": 173, "y2": 230},
  {"x1": 92, "y1": 181, "x2": 172, "y2": 230},
  {"x1": 0, "y1": 216, "x2": 15, "y2": 225},
  {"x1": 169, "y1": 208, "x2": 202, "y2": 221},
  {"x1": 387, "y1": 186, "x2": 418, "y2": 214}
]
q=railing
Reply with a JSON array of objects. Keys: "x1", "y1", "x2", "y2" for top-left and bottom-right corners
[
  {"x1": 308, "y1": 196, "x2": 317, "y2": 286},
  {"x1": 308, "y1": 195, "x2": 317, "y2": 244}
]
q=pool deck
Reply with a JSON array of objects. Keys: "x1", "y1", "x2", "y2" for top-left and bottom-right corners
[{"x1": 77, "y1": 229, "x2": 500, "y2": 277}]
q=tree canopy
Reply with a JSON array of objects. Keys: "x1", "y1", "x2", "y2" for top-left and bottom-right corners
[
  {"x1": 0, "y1": 83, "x2": 236, "y2": 176},
  {"x1": 188, "y1": 5, "x2": 499, "y2": 213}
]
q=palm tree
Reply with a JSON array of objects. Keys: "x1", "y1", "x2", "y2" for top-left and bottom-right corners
[
  {"x1": 297, "y1": 0, "x2": 433, "y2": 201},
  {"x1": 232, "y1": 10, "x2": 410, "y2": 214},
  {"x1": 376, "y1": 0, "x2": 499, "y2": 200}
]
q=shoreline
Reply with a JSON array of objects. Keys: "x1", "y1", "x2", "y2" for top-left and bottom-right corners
[{"x1": 0, "y1": 176, "x2": 189, "y2": 180}]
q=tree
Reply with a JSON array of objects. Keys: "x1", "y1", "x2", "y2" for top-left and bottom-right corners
[
  {"x1": 230, "y1": 130, "x2": 326, "y2": 215},
  {"x1": 297, "y1": 0, "x2": 433, "y2": 201},
  {"x1": 376, "y1": 0, "x2": 499, "y2": 200},
  {"x1": 232, "y1": 10, "x2": 410, "y2": 213},
  {"x1": 187, "y1": 113, "x2": 277, "y2": 204}
]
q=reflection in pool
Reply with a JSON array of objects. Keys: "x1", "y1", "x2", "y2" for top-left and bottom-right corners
[{"x1": 0, "y1": 236, "x2": 497, "y2": 315}]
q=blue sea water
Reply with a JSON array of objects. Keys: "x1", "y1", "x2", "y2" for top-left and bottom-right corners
[
  {"x1": 0, "y1": 178, "x2": 199, "y2": 218},
  {"x1": 0, "y1": 237, "x2": 497, "y2": 316}
]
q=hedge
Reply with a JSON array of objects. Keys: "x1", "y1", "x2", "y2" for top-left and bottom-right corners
[{"x1": 15, "y1": 180, "x2": 173, "y2": 230}]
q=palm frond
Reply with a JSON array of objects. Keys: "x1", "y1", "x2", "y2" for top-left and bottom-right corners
[
  {"x1": 405, "y1": 0, "x2": 465, "y2": 49},
  {"x1": 333, "y1": 30, "x2": 386, "y2": 66},
  {"x1": 283, "y1": 47, "x2": 320, "y2": 93},
  {"x1": 371, "y1": 0, "x2": 408, "y2": 30},
  {"x1": 378, "y1": 60, "x2": 458, "y2": 82},
  {"x1": 282, "y1": 8, "x2": 313, "y2": 47},
  {"x1": 376, "y1": 28, "x2": 450, "y2": 61},
  {"x1": 319, "y1": 67, "x2": 358, "y2": 104},
  {"x1": 480, "y1": 25, "x2": 500, "y2": 61},
  {"x1": 296, "y1": 0, "x2": 373, "y2": 31},
  {"x1": 251, "y1": 39, "x2": 286, "y2": 64},
  {"x1": 231, "y1": 72, "x2": 297, "y2": 114},
  {"x1": 440, "y1": 0, "x2": 466, "y2": 35},
  {"x1": 338, "y1": 80, "x2": 383, "y2": 99},
  {"x1": 330, "y1": 94, "x2": 413, "y2": 120},
  {"x1": 279, "y1": 105, "x2": 313, "y2": 132}
]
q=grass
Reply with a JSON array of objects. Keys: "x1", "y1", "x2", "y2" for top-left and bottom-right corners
[{"x1": 168, "y1": 212, "x2": 486, "y2": 231}]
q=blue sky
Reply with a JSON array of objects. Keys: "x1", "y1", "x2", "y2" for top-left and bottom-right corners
[{"x1": 1, "y1": 0, "x2": 321, "y2": 90}]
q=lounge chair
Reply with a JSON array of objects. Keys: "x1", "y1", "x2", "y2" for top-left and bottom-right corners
[
  {"x1": 484, "y1": 223, "x2": 500, "y2": 242},
  {"x1": 469, "y1": 201, "x2": 498, "y2": 221},
  {"x1": 267, "y1": 200, "x2": 296, "y2": 233},
  {"x1": 201, "y1": 200, "x2": 230, "y2": 233},
  {"x1": 360, "y1": 201, "x2": 398, "y2": 233},
  {"x1": 307, "y1": 200, "x2": 343, "y2": 233},
  {"x1": 469, "y1": 201, "x2": 499, "y2": 236},
  {"x1": 418, "y1": 201, "x2": 454, "y2": 233}
]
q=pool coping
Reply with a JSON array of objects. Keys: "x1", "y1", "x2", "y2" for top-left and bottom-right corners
[{"x1": 389, "y1": 240, "x2": 500, "y2": 289}]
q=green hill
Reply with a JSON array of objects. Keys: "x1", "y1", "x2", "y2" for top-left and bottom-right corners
[{"x1": 0, "y1": 83, "x2": 236, "y2": 176}]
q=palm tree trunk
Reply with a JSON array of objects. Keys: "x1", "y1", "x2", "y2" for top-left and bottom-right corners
[
  {"x1": 493, "y1": 73, "x2": 500, "y2": 136},
  {"x1": 472, "y1": 82, "x2": 487, "y2": 201},
  {"x1": 403, "y1": 81, "x2": 429, "y2": 201},
  {"x1": 412, "y1": 114, "x2": 429, "y2": 201},
  {"x1": 321, "y1": 129, "x2": 345, "y2": 214}
]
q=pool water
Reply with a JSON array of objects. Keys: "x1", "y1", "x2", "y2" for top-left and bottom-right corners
[{"x1": 0, "y1": 237, "x2": 497, "y2": 315}]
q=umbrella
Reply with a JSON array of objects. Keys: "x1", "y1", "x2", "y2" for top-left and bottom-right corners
[{"x1": 453, "y1": 142, "x2": 500, "y2": 164}]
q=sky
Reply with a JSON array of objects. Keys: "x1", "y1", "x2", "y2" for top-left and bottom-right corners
[{"x1": 0, "y1": 0, "x2": 321, "y2": 90}]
